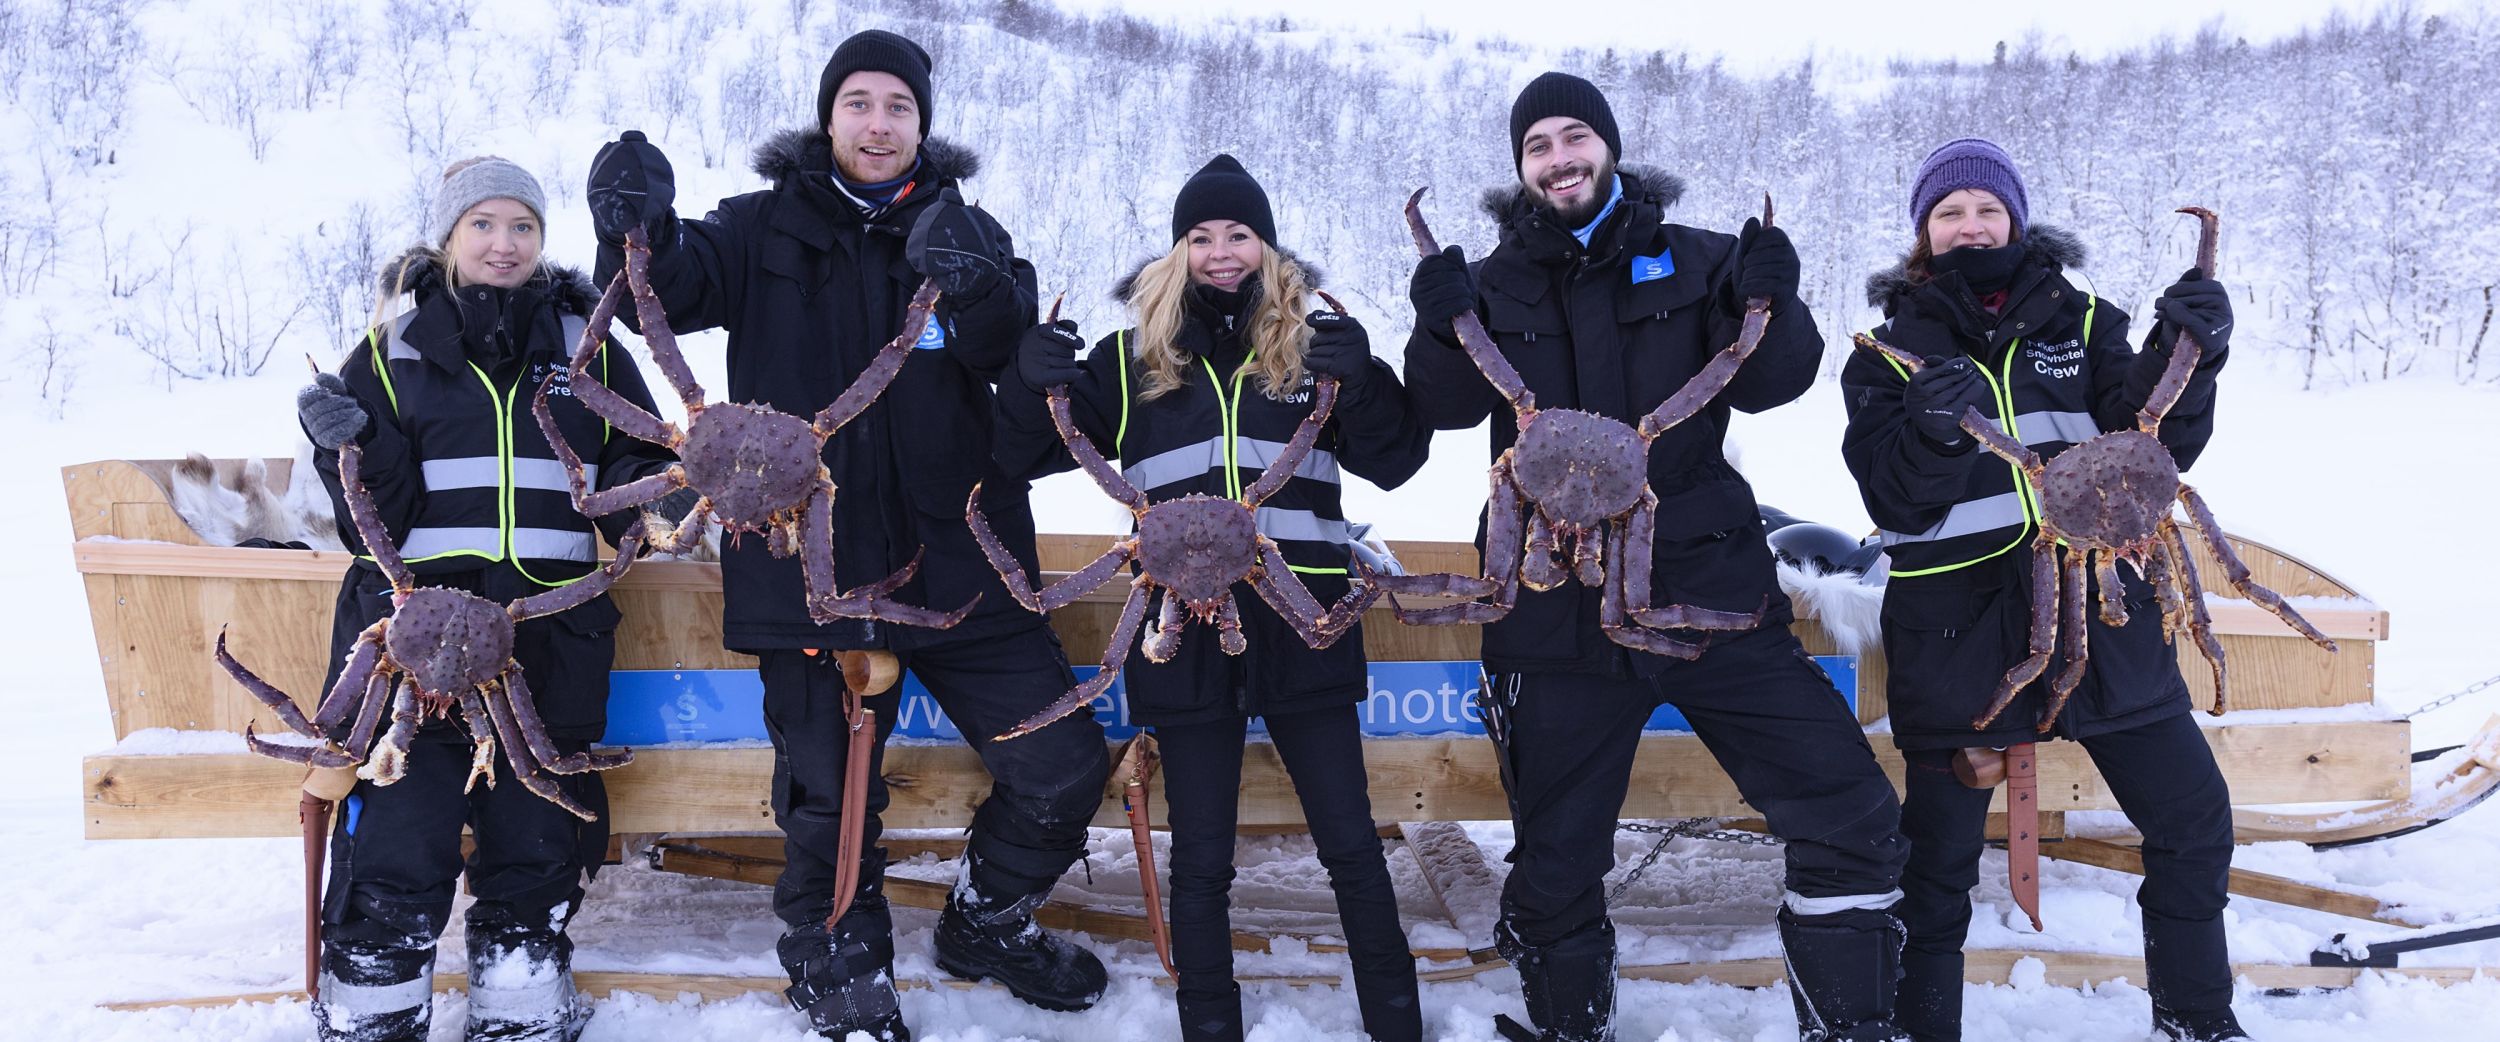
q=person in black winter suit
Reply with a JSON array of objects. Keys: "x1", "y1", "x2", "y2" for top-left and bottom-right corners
[
  {"x1": 1841, "y1": 138, "x2": 2249, "y2": 1042},
  {"x1": 1403, "y1": 73, "x2": 1913, "y2": 1042},
  {"x1": 290, "y1": 156, "x2": 686, "y2": 1042},
  {"x1": 579, "y1": 30, "x2": 1110, "y2": 1041},
  {"x1": 996, "y1": 154, "x2": 1429, "y2": 1042}
]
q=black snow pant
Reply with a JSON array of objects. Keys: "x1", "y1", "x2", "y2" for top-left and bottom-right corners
[
  {"x1": 1491, "y1": 623, "x2": 1910, "y2": 946},
  {"x1": 757, "y1": 624, "x2": 1111, "y2": 933},
  {"x1": 319, "y1": 737, "x2": 609, "y2": 1042},
  {"x1": 1157, "y1": 703, "x2": 1423, "y2": 1042},
  {"x1": 1895, "y1": 710, "x2": 2236, "y2": 1041}
]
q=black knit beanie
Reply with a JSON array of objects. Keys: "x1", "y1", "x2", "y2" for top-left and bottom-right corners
[
  {"x1": 816, "y1": 30, "x2": 934, "y2": 138},
  {"x1": 1509, "y1": 71, "x2": 1622, "y2": 172},
  {"x1": 1170, "y1": 154, "x2": 1277, "y2": 247}
]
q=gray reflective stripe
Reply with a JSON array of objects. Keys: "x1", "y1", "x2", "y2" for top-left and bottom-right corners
[
  {"x1": 1783, "y1": 888, "x2": 1903, "y2": 916},
  {"x1": 421, "y1": 456, "x2": 503, "y2": 490},
  {"x1": 510, "y1": 527, "x2": 596, "y2": 561},
  {"x1": 1255, "y1": 508, "x2": 1351, "y2": 545},
  {"x1": 2011, "y1": 409, "x2": 2102, "y2": 445},
  {"x1": 400, "y1": 527, "x2": 502, "y2": 558},
  {"x1": 511, "y1": 457, "x2": 592, "y2": 493},
  {"x1": 1120, "y1": 436, "x2": 1342, "y2": 490},
  {"x1": 314, "y1": 970, "x2": 435, "y2": 1016},
  {"x1": 1121, "y1": 439, "x2": 1226, "y2": 491},
  {"x1": 1235, "y1": 438, "x2": 1339, "y2": 484},
  {"x1": 382, "y1": 312, "x2": 421, "y2": 361},
  {"x1": 1878, "y1": 491, "x2": 2028, "y2": 547}
]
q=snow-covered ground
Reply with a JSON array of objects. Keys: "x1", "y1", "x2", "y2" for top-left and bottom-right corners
[{"x1": 10, "y1": 361, "x2": 2500, "y2": 1040}]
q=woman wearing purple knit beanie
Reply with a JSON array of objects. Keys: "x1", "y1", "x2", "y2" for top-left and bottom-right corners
[{"x1": 1839, "y1": 138, "x2": 2252, "y2": 1042}]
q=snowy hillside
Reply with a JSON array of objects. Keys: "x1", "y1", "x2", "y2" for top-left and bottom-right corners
[{"x1": 8, "y1": 0, "x2": 2500, "y2": 1039}]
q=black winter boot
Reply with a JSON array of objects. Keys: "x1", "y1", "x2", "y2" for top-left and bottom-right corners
[
  {"x1": 314, "y1": 926, "x2": 438, "y2": 1042},
  {"x1": 1175, "y1": 981, "x2": 1246, "y2": 1041},
  {"x1": 934, "y1": 874, "x2": 1108, "y2": 1012},
  {"x1": 1492, "y1": 917, "x2": 1616, "y2": 1042},
  {"x1": 2154, "y1": 1006, "x2": 2252, "y2": 1041},
  {"x1": 778, "y1": 886, "x2": 909, "y2": 1042},
  {"x1": 1777, "y1": 905, "x2": 1911, "y2": 1042},
  {"x1": 464, "y1": 899, "x2": 591, "y2": 1041}
]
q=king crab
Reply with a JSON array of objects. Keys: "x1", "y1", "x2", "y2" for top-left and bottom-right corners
[
  {"x1": 1852, "y1": 206, "x2": 2338, "y2": 730},
  {"x1": 530, "y1": 226, "x2": 974, "y2": 630},
  {"x1": 216, "y1": 441, "x2": 644, "y2": 820},
  {"x1": 967, "y1": 296, "x2": 1379, "y2": 741},
  {"x1": 1369, "y1": 189, "x2": 1777, "y2": 658}
]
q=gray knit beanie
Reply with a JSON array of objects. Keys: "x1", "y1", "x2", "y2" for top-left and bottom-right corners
[
  {"x1": 429, "y1": 156, "x2": 548, "y2": 246},
  {"x1": 1909, "y1": 138, "x2": 2028, "y2": 235}
]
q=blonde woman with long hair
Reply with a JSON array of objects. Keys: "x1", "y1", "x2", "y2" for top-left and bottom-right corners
[
  {"x1": 288, "y1": 157, "x2": 689, "y2": 1042},
  {"x1": 994, "y1": 155, "x2": 1429, "y2": 1042}
]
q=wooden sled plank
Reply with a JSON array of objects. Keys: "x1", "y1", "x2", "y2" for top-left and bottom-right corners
[
  {"x1": 1420, "y1": 951, "x2": 2489, "y2": 989},
  {"x1": 1398, "y1": 821, "x2": 1505, "y2": 952},
  {"x1": 646, "y1": 840, "x2": 1476, "y2": 963},
  {"x1": 2039, "y1": 838, "x2": 2427, "y2": 928},
  {"x1": 2231, "y1": 715, "x2": 2500, "y2": 847}
]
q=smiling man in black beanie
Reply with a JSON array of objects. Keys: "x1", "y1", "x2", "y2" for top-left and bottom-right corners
[
  {"x1": 1403, "y1": 71, "x2": 1915, "y2": 1042},
  {"x1": 581, "y1": 27, "x2": 1110, "y2": 1042}
]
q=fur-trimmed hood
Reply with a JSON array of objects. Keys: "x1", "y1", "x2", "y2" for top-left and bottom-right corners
[
  {"x1": 1108, "y1": 246, "x2": 1326, "y2": 305},
  {"x1": 1478, "y1": 163, "x2": 1687, "y2": 228},
  {"x1": 1863, "y1": 223, "x2": 2087, "y2": 310},
  {"x1": 748, "y1": 125, "x2": 982, "y2": 190},
  {"x1": 374, "y1": 248, "x2": 601, "y2": 316}
]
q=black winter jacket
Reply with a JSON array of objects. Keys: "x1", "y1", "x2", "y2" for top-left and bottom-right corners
[
  {"x1": 598, "y1": 128, "x2": 1044, "y2": 653},
  {"x1": 315, "y1": 252, "x2": 676, "y2": 739},
  {"x1": 996, "y1": 263, "x2": 1429, "y2": 725},
  {"x1": 1404, "y1": 168, "x2": 1821, "y2": 679},
  {"x1": 1840, "y1": 227, "x2": 2226, "y2": 749}
]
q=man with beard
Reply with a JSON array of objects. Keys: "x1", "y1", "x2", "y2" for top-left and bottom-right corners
[
  {"x1": 582, "y1": 29, "x2": 1110, "y2": 1041},
  {"x1": 1404, "y1": 72, "x2": 1914, "y2": 1042}
]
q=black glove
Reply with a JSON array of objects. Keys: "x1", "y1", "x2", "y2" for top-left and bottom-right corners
[
  {"x1": 587, "y1": 130, "x2": 675, "y2": 247},
  {"x1": 1408, "y1": 244, "x2": 1477, "y2": 336},
  {"x1": 297, "y1": 373, "x2": 370, "y2": 451},
  {"x1": 906, "y1": 189, "x2": 1012, "y2": 301},
  {"x1": 1302, "y1": 310, "x2": 1374, "y2": 384},
  {"x1": 1735, "y1": 217, "x2": 1800, "y2": 303},
  {"x1": 2152, "y1": 267, "x2": 2233, "y2": 356},
  {"x1": 1902, "y1": 355, "x2": 1991, "y2": 450},
  {"x1": 1017, "y1": 320, "x2": 1085, "y2": 390}
]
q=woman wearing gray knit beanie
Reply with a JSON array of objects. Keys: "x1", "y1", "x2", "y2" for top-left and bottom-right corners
[
  {"x1": 1841, "y1": 138, "x2": 2253, "y2": 1042},
  {"x1": 281, "y1": 155, "x2": 690, "y2": 1042}
]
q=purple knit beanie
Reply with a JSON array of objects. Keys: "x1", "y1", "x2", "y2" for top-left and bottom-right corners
[{"x1": 1909, "y1": 138, "x2": 2028, "y2": 234}]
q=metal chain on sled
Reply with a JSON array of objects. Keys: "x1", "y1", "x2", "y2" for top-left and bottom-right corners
[
  {"x1": 1608, "y1": 818, "x2": 1784, "y2": 901},
  {"x1": 2397, "y1": 670, "x2": 2500, "y2": 719}
]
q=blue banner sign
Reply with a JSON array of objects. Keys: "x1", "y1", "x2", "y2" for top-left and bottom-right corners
[{"x1": 603, "y1": 658, "x2": 1857, "y2": 745}]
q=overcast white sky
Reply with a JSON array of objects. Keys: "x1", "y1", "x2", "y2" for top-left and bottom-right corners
[{"x1": 1059, "y1": 0, "x2": 2485, "y2": 72}]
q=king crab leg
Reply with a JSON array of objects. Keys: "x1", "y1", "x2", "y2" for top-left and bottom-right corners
[
  {"x1": 620, "y1": 227, "x2": 711, "y2": 414},
  {"x1": 336, "y1": 443, "x2": 413, "y2": 597},
  {"x1": 1598, "y1": 523, "x2": 1706, "y2": 660},
  {"x1": 1521, "y1": 510, "x2": 1567, "y2": 591},
  {"x1": 1405, "y1": 187, "x2": 1535, "y2": 417},
  {"x1": 2040, "y1": 548, "x2": 2093, "y2": 731},
  {"x1": 801, "y1": 485, "x2": 977, "y2": 627},
  {"x1": 2093, "y1": 551, "x2": 2132, "y2": 628},
  {"x1": 358, "y1": 678, "x2": 425, "y2": 784},
  {"x1": 998, "y1": 579, "x2": 1153, "y2": 742},
  {"x1": 2164, "y1": 519, "x2": 2232, "y2": 714},
  {"x1": 1142, "y1": 588, "x2": 1188, "y2": 663},
  {"x1": 1214, "y1": 593, "x2": 1249, "y2": 656},
  {"x1": 1617, "y1": 489, "x2": 1768, "y2": 632},
  {"x1": 967, "y1": 485, "x2": 1136, "y2": 612},
  {"x1": 2137, "y1": 208, "x2": 2222, "y2": 432},
  {"x1": 479, "y1": 678, "x2": 602, "y2": 821},
  {"x1": 1974, "y1": 541, "x2": 2063, "y2": 730},
  {"x1": 1253, "y1": 538, "x2": 1377, "y2": 649},
  {"x1": 813, "y1": 280, "x2": 942, "y2": 437},
  {"x1": 1638, "y1": 195, "x2": 1777, "y2": 440},
  {"x1": 501, "y1": 667, "x2": 633, "y2": 774},
  {"x1": 457, "y1": 686, "x2": 500, "y2": 793},
  {"x1": 1375, "y1": 464, "x2": 1517, "y2": 625},
  {"x1": 508, "y1": 519, "x2": 648, "y2": 620},
  {"x1": 2178, "y1": 485, "x2": 2337, "y2": 652}
]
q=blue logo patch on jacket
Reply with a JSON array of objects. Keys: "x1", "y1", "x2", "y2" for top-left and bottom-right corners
[
  {"x1": 913, "y1": 319, "x2": 949, "y2": 350},
  {"x1": 1631, "y1": 252, "x2": 1674, "y2": 285}
]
